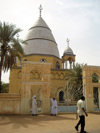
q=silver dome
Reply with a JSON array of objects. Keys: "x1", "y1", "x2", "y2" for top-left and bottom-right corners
[
  {"x1": 23, "y1": 17, "x2": 60, "y2": 58},
  {"x1": 63, "y1": 46, "x2": 74, "y2": 56}
]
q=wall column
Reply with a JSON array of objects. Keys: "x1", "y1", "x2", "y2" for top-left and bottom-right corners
[
  {"x1": 62, "y1": 62, "x2": 64, "y2": 69},
  {"x1": 65, "y1": 61, "x2": 67, "y2": 69},
  {"x1": 99, "y1": 88, "x2": 100, "y2": 109}
]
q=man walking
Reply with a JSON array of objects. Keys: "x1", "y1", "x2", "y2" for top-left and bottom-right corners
[{"x1": 75, "y1": 96, "x2": 88, "y2": 133}]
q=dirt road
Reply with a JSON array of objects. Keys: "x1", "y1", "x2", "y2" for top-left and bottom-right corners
[{"x1": 0, "y1": 113, "x2": 100, "y2": 133}]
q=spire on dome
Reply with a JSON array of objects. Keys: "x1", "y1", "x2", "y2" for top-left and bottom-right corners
[
  {"x1": 67, "y1": 38, "x2": 70, "y2": 47},
  {"x1": 39, "y1": 4, "x2": 43, "y2": 17},
  {"x1": 63, "y1": 38, "x2": 75, "y2": 56}
]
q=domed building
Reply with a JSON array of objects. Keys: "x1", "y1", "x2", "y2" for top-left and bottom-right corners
[
  {"x1": 8, "y1": 6, "x2": 76, "y2": 114},
  {"x1": 1, "y1": 6, "x2": 100, "y2": 114}
]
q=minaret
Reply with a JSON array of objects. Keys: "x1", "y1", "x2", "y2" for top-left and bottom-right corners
[{"x1": 62, "y1": 38, "x2": 75, "y2": 69}]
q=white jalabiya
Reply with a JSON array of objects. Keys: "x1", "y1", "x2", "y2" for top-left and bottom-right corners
[
  {"x1": 32, "y1": 96, "x2": 38, "y2": 115},
  {"x1": 51, "y1": 98, "x2": 58, "y2": 115},
  {"x1": 77, "y1": 99, "x2": 86, "y2": 116}
]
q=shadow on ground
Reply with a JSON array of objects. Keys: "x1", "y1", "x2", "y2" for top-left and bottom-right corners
[{"x1": 0, "y1": 114, "x2": 76, "y2": 129}]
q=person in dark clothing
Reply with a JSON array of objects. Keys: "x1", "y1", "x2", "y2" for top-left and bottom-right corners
[{"x1": 75, "y1": 96, "x2": 88, "y2": 133}]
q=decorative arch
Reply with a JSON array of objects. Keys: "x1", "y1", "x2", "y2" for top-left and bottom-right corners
[
  {"x1": 30, "y1": 71, "x2": 41, "y2": 80},
  {"x1": 56, "y1": 87, "x2": 65, "y2": 102},
  {"x1": 56, "y1": 61, "x2": 60, "y2": 69},
  {"x1": 59, "y1": 91, "x2": 64, "y2": 102},
  {"x1": 59, "y1": 73, "x2": 64, "y2": 80}
]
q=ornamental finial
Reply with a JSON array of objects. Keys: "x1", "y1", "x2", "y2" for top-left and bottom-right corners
[
  {"x1": 67, "y1": 38, "x2": 70, "y2": 47},
  {"x1": 39, "y1": 5, "x2": 43, "y2": 17}
]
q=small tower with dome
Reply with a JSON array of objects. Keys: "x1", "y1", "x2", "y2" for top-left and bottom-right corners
[{"x1": 62, "y1": 38, "x2": 75, "y2": 69}]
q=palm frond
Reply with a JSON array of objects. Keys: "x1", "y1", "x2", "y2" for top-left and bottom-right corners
[{"x1": 65, "y1": 63, "x2": 83, "y2": 100}]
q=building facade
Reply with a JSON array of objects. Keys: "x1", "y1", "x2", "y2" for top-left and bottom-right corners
[
  {"x1": 8, "y1": 11, "x2": 75, "y2": 114},
  {"x1": 83, "y1": 65, "x2": 100, "y2": 112},
  {"x1": 0, "y1": 7, "x2": 100, "y2": 114}
]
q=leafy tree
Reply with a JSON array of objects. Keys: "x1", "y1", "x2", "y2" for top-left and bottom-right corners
[
  {"x1": 0, "y1": 22, "x2": 24, "y2": 92},
  {"x1": 1, "y1": 82, "x2": 9, "y2": 93},
  {"x1": 65, "y1": 63, "x2": 84, "y2": 101}
]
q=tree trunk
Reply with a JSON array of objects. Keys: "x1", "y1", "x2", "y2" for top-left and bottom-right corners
[
  {"x1": 0, "y1": 54, "x2": 3, "y2": 93},
  {"x1": 0, "y1": 63, "x2": 2, "y2": 93}
]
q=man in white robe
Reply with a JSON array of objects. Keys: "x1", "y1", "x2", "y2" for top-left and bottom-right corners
[
  {"x1": 51, "y1": 98, "x2": 58, "y2": 116},
  {"x1": 32, "y1": 96, "x2": 38, "y2": 116},
  {"x1": 75, "y1": 96, "x2": 88, "y2": 133}
]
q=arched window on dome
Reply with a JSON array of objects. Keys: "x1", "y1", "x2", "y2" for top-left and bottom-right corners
[
  {"x1": 92, "y1": 73, "x2": 98, "y2": 83},
  {"x1": 56, "y1": 61, "x2": 60, "y2": 69},
  {"x1": 40, "y1": 59, "x2": 46, "y2": 63},
  {"x1": 24, "y1": 59, "x2": 27, "y2": 61}
]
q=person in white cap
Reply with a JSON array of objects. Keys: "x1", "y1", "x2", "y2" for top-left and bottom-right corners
[{"x1": 32, "y1": 96, "x2": 38, "y2": 116}]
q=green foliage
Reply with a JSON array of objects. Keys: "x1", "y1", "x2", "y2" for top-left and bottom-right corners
[
  {"x1": 65, "y1": 63, "x2": 84, "y2": 100},
  {"x1": 1, "y1": 82, "x2": 9, "y2": 93},
  {"x1": 0, "y1": 21, "x2": 24, "y2": 72},
  {"x1": 92, "y1": 73, "x2": 98, "y2": 83},
  {"x1": 0, "y1": 21, "x2": 24, "y2": 92}
]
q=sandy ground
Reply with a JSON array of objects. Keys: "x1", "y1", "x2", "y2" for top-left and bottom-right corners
[{"x1": 0, "y1": 113, "x2": 100, "y2": 133}]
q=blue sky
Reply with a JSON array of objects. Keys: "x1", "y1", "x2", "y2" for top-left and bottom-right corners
[{"x1": 1, "y1": 0, "x2": 100, "y2": 83}]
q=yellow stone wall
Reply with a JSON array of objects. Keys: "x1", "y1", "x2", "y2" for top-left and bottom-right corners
[
  {"x1": 9, "y1": 55, "x2": 69, "y2": 114},
  {"x1": 9, "y1": 56, "x2": 100, "y2": 114},
  {"x1": 20, "y1": 61, "x2": 52, "y2": 114},
  {"x1": 0, "y1": 94, "x2": 21, "y2": 114},
  {"x1": 9, "y1": 67, "x2": 22, "y2": 94},
  {"x1": 83, "y1": 65, "x2": 100, "y2": 112},
  {"x1": 23, "y1": 55, "x2": 62, "y2": 69},
  {"x1": 50, "y1": 69, "x2": 69, "y2": 101},
  {"x1": 9, "y1": 55, "x2": 61, "y2": 94}
]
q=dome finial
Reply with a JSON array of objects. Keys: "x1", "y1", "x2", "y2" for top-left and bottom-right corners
[
  {"x1": 66, "y1": 38, "x2": 70, "y2": 47},
  {"x1": 39, "y1": 4, "x2": 43, "y2": 17}
]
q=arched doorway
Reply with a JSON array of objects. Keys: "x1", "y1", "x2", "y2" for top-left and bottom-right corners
[{"x1": 59, "y1": 91, "x2": 64, "y2": 102}]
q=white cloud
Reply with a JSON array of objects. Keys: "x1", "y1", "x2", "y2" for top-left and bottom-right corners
[{"x1": 56, "y1": 0, "x2": 63, "y2": 6}]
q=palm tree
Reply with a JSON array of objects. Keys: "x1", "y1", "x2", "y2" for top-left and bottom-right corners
[
  {"x1": 65, "y1": 63, "x2": 83, "y2": 101},
  {"x1": 0, "y1": 22, "x2": 24, "y2": 92}
]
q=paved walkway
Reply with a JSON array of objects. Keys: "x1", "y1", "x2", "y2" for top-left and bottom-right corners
[{"x1": 0, "y1": 113, "x2": 100, "y2": 133}]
